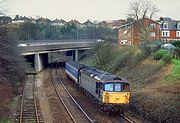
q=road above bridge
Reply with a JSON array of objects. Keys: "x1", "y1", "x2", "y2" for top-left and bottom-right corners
[{"x1": 18, "y1": 39, "x2": 97, "y2": 55}]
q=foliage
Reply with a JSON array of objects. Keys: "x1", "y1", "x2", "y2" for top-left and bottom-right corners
[
  {"x1": 162, "y1": 54, "x2": 172, "y2": 64},
  {"x1": 165, "y1": 59, "x2": 180, "y2": 84},
  {"x1": 85, "y1": 44, "x2": 143, "y2": 72},
  {"x1": 171, "y1": 48, "x2": 180, "y2": 59},
  {"x1": 131, "y1": 52, "x2": 144, "y2": 65},
  {"x1": 153, "y1": 49, "x2": 172, "y2": 64},
  {"x1": 0, "y1": 27, "x2": 25, "y2": 85},
  {"x1": 13, "y1": 22, "x2": 117, "y2": 42},
  {"x1": 153, "y1": 49, "x2": 168, "y2": 61},
  {"x1": 140, "y1": 41, "x2": 161, "y2": 57},
  {"x1": 111, "y1": 52, "x2": 131, "y2": 71},
  {"x1": 0, "y1": 119, "x2": 11, "y2": 123},
  {"x1": 171, "y1": 41, "x2": 180, "y2": 48},
  {"x1": 93, "y1": 42, "x2": 115, "y2": 69}
]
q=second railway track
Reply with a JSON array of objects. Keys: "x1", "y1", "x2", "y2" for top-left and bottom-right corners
[
  {"x1": 19, "y1": 75, "x2": 44, "y2": 123},
  {"x1": 50, "y1": 62, "x2": 95, "y2": 123}
]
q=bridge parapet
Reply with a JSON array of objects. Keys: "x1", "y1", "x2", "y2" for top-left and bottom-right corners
[{"x1": 18, "y1": 40, "x2": 96, "y2": 55}]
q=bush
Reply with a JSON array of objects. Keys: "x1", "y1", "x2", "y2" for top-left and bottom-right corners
[
  {"x1": 162, "y1": 54, "x2": 172, "y2": 64},
  {"x1": 112, "y1": 52, "x2": 131, "y2": 71},
  {"x1": 153, "y1": 49, "x2": 168, "y2": 61},
  {"x1": 132, "y1": 52, "x2": 144, "y2": 65},
  {"x1": 171, "y1": 41, "x2": 180, "y2": 48},
  {"x1": 140, "y1": 41, "x2": 162, "y2": 57},
  {"x1": 171, "y1": 48, "x2": 180, "y2": 59}
]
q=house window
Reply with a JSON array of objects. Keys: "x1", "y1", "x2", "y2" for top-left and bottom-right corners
[
  {"x1": 176, "y1": 31, "x2": 180, "y2": 37},
  {"x1": 150, "y1": 24, "x2": 156, "y2": 28},
  {"x1": 149, "y1": 32, "x2": 156, "y2": 37},
  {"x1": 163, "y1": 23, "x2": 168, "y2": 29},
  {"x1": 177, "y1": 23, "x2": 180, "y2": 29},
  {"x1": 162, "y1": 31, "x2": 170, "y2": 37},
  {"x1": 123, "y1": 30, "x2": 127, "y2": 34}
]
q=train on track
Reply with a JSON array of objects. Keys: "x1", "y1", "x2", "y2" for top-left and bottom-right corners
[{"x1": 65, "y1": 61, "x2": 130, "y2": 113}]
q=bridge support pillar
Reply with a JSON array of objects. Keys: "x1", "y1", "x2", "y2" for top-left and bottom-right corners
[
  {"x1": 34, "y1": 53, "x2": 48, "y2": 72},
  {"x1": 74, "y1": 50, "x2": 79, "y2": 62}
]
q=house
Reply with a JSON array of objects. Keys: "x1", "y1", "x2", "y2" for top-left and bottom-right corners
[
  {"x1": 0, "y1": 16, "x2": 12, "y2": 25},
  {"x1": 105, "y1": 19, "x2": 126, "y2": 29},
  {"x1": 12, "y1": 16, "x2": 36, "y2": 24},
  {"x1": 12, "y1": 16, "x2": 25, "y2": 24},
  {"x1": 51, "y1": 19, "x2": 66, "y2": 26},
  {"x1": 68, "y1": 19, "x2": 82, "y2": 27},
  {"x1": 82, "y1": 20, "x2": 96, "y2": 27},
  {"x1": 26, "y1": 17, "x2": 36, "y2": 24},
  {"x1": 98, "y1": 19, "x2": 125, "y2": 29},
  {"x1": 159, "y1": 17, "x2": 180, "y2": 43},
  {"x1": 118, "y1": 18, "x2": 161, "y2": 45},
  {"x1": 36, "y1": 17, "x2": 51, "y2": 24}
]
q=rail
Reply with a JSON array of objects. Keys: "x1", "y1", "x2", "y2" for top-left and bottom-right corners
[
  {"x1": 19, "y1": 75, "x2": 43, "y2": 123},
  {"x1": 50, "y1": 61, "x2": 95, "y2": 123}
]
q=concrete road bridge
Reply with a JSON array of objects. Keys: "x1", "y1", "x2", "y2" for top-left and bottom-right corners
[{"x1": 18, "y1": 39, "x2": 97, "y2": 72}]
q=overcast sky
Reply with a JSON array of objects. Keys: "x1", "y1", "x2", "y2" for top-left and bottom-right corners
[{"x1": 4, "y1": 0, "x2": 180, "y2": 22}]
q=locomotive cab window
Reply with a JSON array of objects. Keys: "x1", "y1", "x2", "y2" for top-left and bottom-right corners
[
  {"x1": 104, "y1": 83, "x2": 113, "y2": 91},
  {"x1": 103, "y1": 82, "x2": 130, "y2": 92},
  {"x1": 115, "y1": 83, "x2": 121, "y2": 91},
  {"x1": 122, "y1": 83, "x2": 130, "y2": 92}
]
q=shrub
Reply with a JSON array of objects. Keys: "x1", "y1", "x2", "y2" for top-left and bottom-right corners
[
  {"x1": 132, "y1": 52, "x2": 144, "y2": 65},
  {"x1": 162, "y1": 54, "x2": 172, "y2": 64},
  {"x1": 153, "y1": 49, "x2": 168, "y2": 61},
  {"x1": 171, "y1": 41, "x2": 180, "y2": 48},
  {"x1": 112, "y1": 52, "x2": 131, "y2": 71},
  {"x1": 140, "y1": 41, "x2": 162, "y2": 57},
  {"x1": 171, "y1": 48, "x2": 180, "y2": 59}
]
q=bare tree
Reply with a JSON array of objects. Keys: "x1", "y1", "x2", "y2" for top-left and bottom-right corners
[
  {"x1": 127, "y1": 0, "x2": 159, "y2": 43},
  {"x1": 127, "y1": 0, "x2": 159, "y2": 20}
]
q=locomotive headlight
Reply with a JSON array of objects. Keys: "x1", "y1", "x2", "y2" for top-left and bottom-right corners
[
  {"x1": 116, "y1": 96, "x2": 119, "y2": 100},
  {"x1": 105, "y1": 93, "x2": 109, "y2": 97}
]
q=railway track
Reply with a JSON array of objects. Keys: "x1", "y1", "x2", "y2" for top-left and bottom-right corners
[
  {"x1": 19, "y1": 75, "x2": 44, "y2": 123},
  {"x1": 50, "y1": 62, "x2": 95, "y2": 123},
  {"x1": 120, "y1": 114, "x2": 134, "y2": 123}
]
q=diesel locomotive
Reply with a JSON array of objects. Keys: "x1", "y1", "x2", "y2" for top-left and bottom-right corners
[{"x1": 65, "y1": 61, "x2": 130, "y2": 113}]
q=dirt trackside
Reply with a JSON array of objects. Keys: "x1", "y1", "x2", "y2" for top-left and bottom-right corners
[{"x1": 116, "y1": 58, "x2": 180, "y2": 123}]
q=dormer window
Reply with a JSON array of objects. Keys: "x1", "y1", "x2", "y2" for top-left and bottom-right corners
[
  {"x1": 163, "y1": 22, "x2": 168, "y2": 29},
  {"x1": 177, "y1": 22, "x2": 180, "y2": 29}
]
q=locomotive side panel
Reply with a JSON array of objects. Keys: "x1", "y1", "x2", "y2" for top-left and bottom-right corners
[{"x1": 80, "y1": 73, "x2": 98, "y2": 99}]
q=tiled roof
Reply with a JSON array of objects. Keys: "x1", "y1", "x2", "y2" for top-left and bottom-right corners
[{"x1": 161, "y1": 21, "x2": 180, "y2": 31}]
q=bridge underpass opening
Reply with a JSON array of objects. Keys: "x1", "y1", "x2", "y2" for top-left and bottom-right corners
[
  {"x1": 24, "y1": 53, "x2": 48, "y2": 72},
  {"x1": 23, "y1": 48, "x2": 90, "y2": 72},
  {"x1": 34, "y1": 53, "x2": 48, "y2": 72}
]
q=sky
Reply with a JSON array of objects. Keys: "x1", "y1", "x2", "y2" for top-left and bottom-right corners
[{"x1": 3, "y1": 0, "x2": 180, "y2": 22}]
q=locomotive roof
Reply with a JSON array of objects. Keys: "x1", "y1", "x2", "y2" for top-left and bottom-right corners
[
  {"x1": 66, "y1": 61, "x2": 85, "y2": 70},
  {"x1": 81, "y1": 67, "x2": 127, "y2": 82}
]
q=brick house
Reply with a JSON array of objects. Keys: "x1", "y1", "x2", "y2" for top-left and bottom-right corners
[
  {"x1": 159, "y1": 17, "x2": 180, "y2": 43},
  {"x1": 51, "y1": 19, "x2": 66, "y2": 26},
  {"x1": 118, "y1": 18, "x2": 161, "y2": 45}
]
